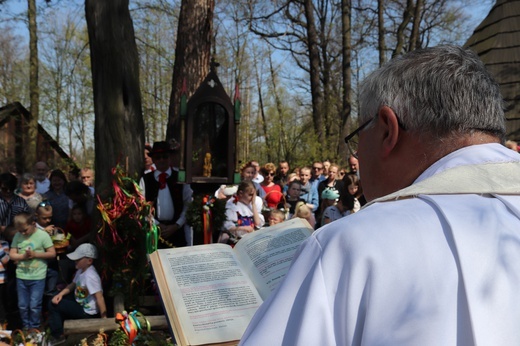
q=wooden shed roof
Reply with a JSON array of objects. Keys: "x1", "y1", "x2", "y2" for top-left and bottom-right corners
[
  {"x1": 0, "y1": 101, "x2": 71, "y2": 160},
  {"x1": 464, "y1": 0, "x2": 520, "y2": 140}
]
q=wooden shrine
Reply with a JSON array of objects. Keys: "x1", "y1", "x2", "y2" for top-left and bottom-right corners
[{"x1": 178, "y1": 62, "x2": 240, "y2": 184}]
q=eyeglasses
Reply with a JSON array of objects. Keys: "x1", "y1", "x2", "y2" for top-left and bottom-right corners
[
  {"x1": 312, "y1": 166, "x2": 323, "y2": 170},
  {"x1": 267, "y1": 172, "x2": 275, "y2": 176},
  {"x1": 344, "y1": 115, "x2": 376, "y2": 158},
  {"x1": 344, "y1": 113, "x2": 407, "y2": 159},
  {"x1": 339, "y1": 171, "x2": 346, "y2": 176}
]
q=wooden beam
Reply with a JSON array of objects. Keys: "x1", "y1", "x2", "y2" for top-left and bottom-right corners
[{"x1": 63, "y1": 315, "x2": 169, "y2": 335}]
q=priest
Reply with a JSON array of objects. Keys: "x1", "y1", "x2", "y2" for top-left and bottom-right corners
[{"x1": 240, "y1": 45, "x2": 520, "y2": 345}]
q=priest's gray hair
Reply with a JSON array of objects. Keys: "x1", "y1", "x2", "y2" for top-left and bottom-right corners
[{"x1": 359, "y1": 45, "x2": 505, "y2": 141}]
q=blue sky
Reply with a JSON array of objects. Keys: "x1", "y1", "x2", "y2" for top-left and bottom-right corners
[
  {"x1": 0, "y1": 0, "x2": 495, "y2": 44},
  {"x1": 464, "y1": 0, "x2": 495, "y2": 37}
]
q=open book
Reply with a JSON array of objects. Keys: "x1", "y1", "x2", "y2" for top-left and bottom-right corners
[{"x1": 149, "y1": 218, "x2": 313, "y2": 346}]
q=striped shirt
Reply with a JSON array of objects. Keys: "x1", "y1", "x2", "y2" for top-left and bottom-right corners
[
  {"x1": 0, "y1": 240, "x2": 9, "y2": 284},
  {"x1": 0, "y1": 195, "x2": 30, "y2": 227}
]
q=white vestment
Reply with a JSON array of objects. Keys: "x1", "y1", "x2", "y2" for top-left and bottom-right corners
[{"x1": 240, "y1": 143, "x2": 520, "y2": 346}]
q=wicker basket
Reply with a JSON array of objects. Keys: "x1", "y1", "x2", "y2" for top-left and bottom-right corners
[{"x1": 52, "y1": 228, "x2": 69, "y2": 254}]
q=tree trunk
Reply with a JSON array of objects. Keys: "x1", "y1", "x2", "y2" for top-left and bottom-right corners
[
  {"x1": 257, "y1": 75, "x2": 270, "y2": 163},
  {"x1": 392, "y1": 0, "x2": 414, "y2": 58},
  {"x1": 303, "y1": 0, "x2": 324, "y2": 152},
  {"x1": 320, "y1": 18, "x2": 334, "y2": 156},
  {"x1": 341, "y1": 0, "x2": 352, "y2": 151},
  {"x1": 377, "y1": 0, "x2": 386, "y2": 67},
  {"x1": 268, "y1": 53, "x2": 288, "y2": 163},
  {"x1": 166, "y1": 0, "x2": 214, "y2": 147},
  {"x1": 409, "y1": 0, "x2": 423, "y2": 51},
  {"x1": 25, "y1": 0, "x2": 38, "y2": 172},
  {"x1": 85, "y1": 0, "x2": 144, "y2": 196}
]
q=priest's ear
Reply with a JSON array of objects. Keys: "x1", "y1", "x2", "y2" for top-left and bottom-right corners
[{"x1": 378, "y1": 106, "x2": 401, "y2": 158}]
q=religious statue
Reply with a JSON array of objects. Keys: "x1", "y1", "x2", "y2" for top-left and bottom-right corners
[{"x1": 203, "y1": 152, "x2": 212, "y2": 177}]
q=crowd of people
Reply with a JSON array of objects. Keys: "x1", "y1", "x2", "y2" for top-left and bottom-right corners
[
  {"x1": 0, "y1": 162, "x2": 103, "y2": 345},
  {"x1": 140, "y1": 141, "x2": 363, "y2": 247},
  {"x1": 215, "y1": 157, "x2": 364, "y2": 244}
]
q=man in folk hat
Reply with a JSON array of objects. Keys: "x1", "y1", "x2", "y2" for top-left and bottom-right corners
[{"x1": 139, "y1": 141, "x2": 193, "y2": 247}]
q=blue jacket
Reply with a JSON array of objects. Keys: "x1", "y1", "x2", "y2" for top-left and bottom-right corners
[{"x1": 300, "y1": 182, "x2": 319, "y2": 212}]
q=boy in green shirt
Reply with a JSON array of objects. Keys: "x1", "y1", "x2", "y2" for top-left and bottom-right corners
[{"x1": 10, "y1": 212, "x2": 56, "y2": 329}]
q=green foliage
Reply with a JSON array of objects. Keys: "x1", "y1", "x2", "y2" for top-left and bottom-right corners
[
  {"x1": 107, "y1": 329, "x2": 128, "y2": 346},
  {"x1": 107, "y1": 329, "x2": 176, "y2": 346}
]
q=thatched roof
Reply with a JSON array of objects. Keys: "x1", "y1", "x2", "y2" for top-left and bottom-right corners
[{"x1": 464, "y1": 0, "x2": 520, "y2": 140}]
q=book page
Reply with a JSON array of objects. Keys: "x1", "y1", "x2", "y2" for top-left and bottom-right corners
[
  {"x1": 152, "y1": 244, "x2": 263, "y2": 346},
  {"x1": 233, "y1": 218, "x2": 313, "y2": 300}
]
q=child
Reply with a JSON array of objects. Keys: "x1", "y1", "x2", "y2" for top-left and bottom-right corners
[
  {"x1": 48, "y1": 243, "x2": 107, "y2": 344},
  {"x1": 322, "y1": 189, "x2": 355, "y2": 225},
  {"x1": 268, "y1": 209, "x2": 286, "y2": 226},
  {"x1": 65, "y1": 205, "x2": 92, "y2": 248},
  {"x1": 10, "y1": 211, "x2": 56, "y2": 329},
  {"x1": 35, "y1": 203, "x2": 60, "y2": 296},
  {"x1": 279, "y1": 181, "x2": 305, "y2": 218},
  {"x1": 293, "y1": 201, "x2": 316, "y2": 229},
  {"x1": 35, "y1": 202, "x2": 55, "y2": 235},
  {"x1": 344, "y1": 174, "x2": 361, "y2": 213},
  {"x1": 320, "y1": 188, "x2": 340, "y2": 226},
  {"x1": 0, "y1": 239, "x2": 9, "y2": 328},
  {"x1": 221, "y1": 181, "x2": 264, "y2": 244},
  {"x1": 282, "y1": 173, "x2": 298, "y2": 194}
]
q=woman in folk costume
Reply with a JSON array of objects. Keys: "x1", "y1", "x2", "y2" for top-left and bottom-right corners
[{"x1": 221, "y1": 181, "x2": 264, "y2": 244}]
